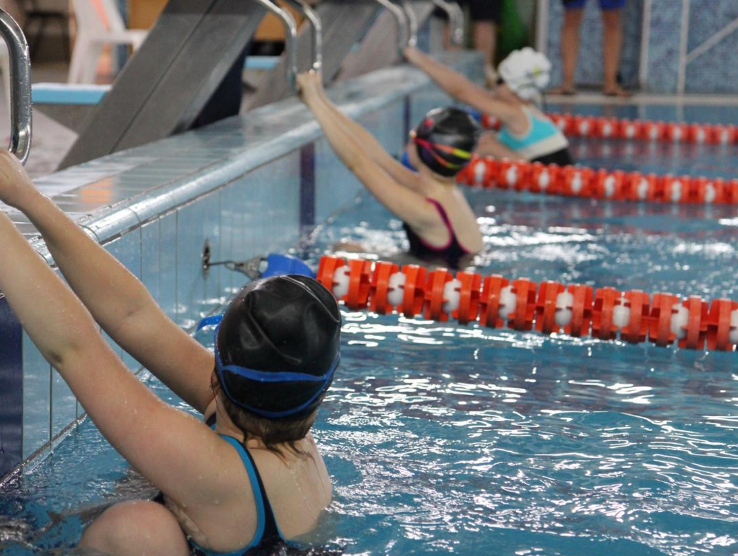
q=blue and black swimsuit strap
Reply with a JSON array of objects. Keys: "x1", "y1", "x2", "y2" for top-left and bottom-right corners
[
  {"x1": 206, "y1": 413, "x2": 282, "y2": 546},
  {"x1": 238, "y1": 447, "x2": 282, "y2": 546}
]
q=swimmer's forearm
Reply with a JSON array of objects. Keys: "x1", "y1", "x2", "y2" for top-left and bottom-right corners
[
  {"x1": 19, "y1": 192, "x2": 156, "y2": 332},
  {"x1": 316, "y1": 90, "x2": 420, "y2": 189},
  {"x1": 405, "y1": 47, "x2": 469, "y2": 102},
  {"x1": 17, "y1": 192, "x2": 215, "y2": 412},
  {"x1": 305, "y1": 92, "x2": 367, "y2": 173},
  {"x1": 0, "y1": 209, "x2": 99, "y2": 367},
  {"x1": 405, "y1": 47, "x2": 517, "y2": 125}
]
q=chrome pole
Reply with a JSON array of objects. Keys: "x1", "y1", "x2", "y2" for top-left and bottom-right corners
[
  {"x1": 0, "y1": 10, "x2": 31, "y2": 164},
  {"x1": 373, "y1": 0, "x2": 410, "y2": 58},
  {"x1": 253, "y1": 0, "x2": 299, "y2": 91},
  {"x1": 284, "y1": 0, "x2": 323, "y2": 75},
  {"x1": 431, "y1": 0, "x2": 465, "y2": 47},
  {"x1": 399, "y1": 1, "x2": 418, "y2": 49}
]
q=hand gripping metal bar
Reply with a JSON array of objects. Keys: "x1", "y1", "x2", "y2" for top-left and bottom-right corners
[
  {"x1": 431, "y1": 0, "x2": 465, "y2": 46},
  {"x1": 284, "y1": 0, "x2": 323, "y2": 75},
  {"x1": 253, "y1": 0, "x2": 299, "y2": 91},
  {"x1": 0, "y1": 9, "x2": 31, "y2": 164}
]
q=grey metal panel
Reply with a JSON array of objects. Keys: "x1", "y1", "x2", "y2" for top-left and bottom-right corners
[
  {"x1": 60, "y1": 0, "x2": 268, "y2": 170},
  {"x1": 338, "y1": 1, "x2": 435, "y2": 81},
  {"x1": 34, "y1": 103, "x2": 94, "y2": 133},
  {"x1": 245, "y1": 1, "x2": 381, "y2": 111}
]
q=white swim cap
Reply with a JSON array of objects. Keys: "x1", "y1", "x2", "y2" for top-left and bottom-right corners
[{"x1": 498, "y1": 47, "x2": 552, "y2": 102}]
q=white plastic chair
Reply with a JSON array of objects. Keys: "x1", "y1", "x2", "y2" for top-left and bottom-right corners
[{"x1": 68, "y1": 0, "x2": 147, "y2": 83}]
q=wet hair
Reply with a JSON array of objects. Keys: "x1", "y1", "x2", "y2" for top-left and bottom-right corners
[
  {"x1": 214, "y1": 371, "x2": 320, "y2": 457},
  {"x1": 214, "y1": 275, "x2": 341, "y2": 454},
  {"x1": 412, "y1": 107, "x2": 480, "y2": 178}
]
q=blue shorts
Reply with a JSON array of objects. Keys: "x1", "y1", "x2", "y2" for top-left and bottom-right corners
[{"x1": 563, "y1": 0, "x2": 626, "y2": 9}]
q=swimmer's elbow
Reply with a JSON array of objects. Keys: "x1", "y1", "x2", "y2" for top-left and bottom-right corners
[{"x1": 39, "y1": 320, "x2": 101, "y2": 374}]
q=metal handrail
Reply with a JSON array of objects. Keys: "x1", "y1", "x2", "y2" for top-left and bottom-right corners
[
  {"x1": 431, "y1": 0, "x2": 465, "y2": 47},
  {"x1": 399, "y1": 1, "x2": 418, "y2": 49},
  {"x1": 253, "y1": 0, "x2": 299, "y2": 91},
  {"x1": 0, "y1": 10, "x2": 31, "y2": 164},
  {"x1": 284, "y1": 0, "x2": 323, "y2": 75},
  {"x1": 373, "y1": 0, "x2": 409, "y2": 58}
]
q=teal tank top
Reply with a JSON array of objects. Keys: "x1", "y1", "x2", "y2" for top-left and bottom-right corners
[{"x1": 497, "y1": 107, "x2": 569, "y2": 161}]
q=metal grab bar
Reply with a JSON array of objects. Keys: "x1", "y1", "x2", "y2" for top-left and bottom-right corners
[
  {"x1": 431, "y1": 0, "x2": 465, "y2": 47},
  {"x1": 373, "y1": 0, "x2": 409, "y2": 58},
  {"x1": 0, "y1": 10, "x2": 31, "y2": 164},
  {"x1": 284, "y1": 0, "x2": 323, "y2": 75},
  {"x1": 399, "y1": 1, "x2": 418, "y2": 49},
  {"x1": 253, "y1": 0, "x2": 298, "y2": 91}
]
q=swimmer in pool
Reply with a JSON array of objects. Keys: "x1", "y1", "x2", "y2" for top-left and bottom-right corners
[
  {"x1": 0, "y1": 151, "x2": 340, "y2": 556},
  {"x1": 405, "y1": 46, "x2": 574, "y2": 166},
  {"x1": 298, "y1": 71, "x2": 483, "y2": 270}
]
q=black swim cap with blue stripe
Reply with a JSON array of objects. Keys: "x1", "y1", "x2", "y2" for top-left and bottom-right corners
[{"x1": 216, "y1": 275, "x2": 341, "y2": 420}]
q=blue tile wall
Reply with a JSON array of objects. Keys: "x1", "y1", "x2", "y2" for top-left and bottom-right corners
[
  {"x1": 158, "y1": 211, "x2": 178, "y2": 319},
  {"x1": 141, "y1": 219, "x2": 161, "y2": 307},
  {"x1": 0, "y1": 296, "x2": 23, "y2": 478},
  {"x1": 361, "y1": 104, "x2": 407, "y2": 160},
  {"x1": 314, "y1": 138, "x2": 363, "y2": 224},
  {"x1": 546, "y1": 0, "x2": 643, "y2": 89},
  {"x1": 51, "y1": 367, "x2": 76, "y2": 440},
  {"x1": 644, "y1": 0, "x2": 684, "y2": 94},
  {"x1": 21, "y1": 332, "x2": 50, "y2": 460},
  {"x1": 175, "y1": 192, "x2": 221, "y2": 330}
]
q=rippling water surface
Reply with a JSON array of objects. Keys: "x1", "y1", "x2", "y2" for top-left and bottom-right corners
[{"x1": 2, "y1": 146, "x2": 738, "y2": 555}]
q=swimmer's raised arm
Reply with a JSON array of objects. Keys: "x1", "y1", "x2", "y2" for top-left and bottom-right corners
[
  {"x1": 299, "y1": 72, "x2": 435, "y2": 229},
  {"x1": 0, "y1": 152, "x2": 215, "y2": 414},
  {"x1": 313, "y1": 78, "x2": 421, "y2": 191},
  {"x1": 0, "y1": 157, "x2": 232, "y2": 507},
  {"x1": 404, "y1": 47, "x2": 525, "y2": 130}
]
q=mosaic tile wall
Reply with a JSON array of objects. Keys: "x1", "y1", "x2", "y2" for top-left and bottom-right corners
[
  {"x1": 684, "y1": 0, "x2": 738, "y2": 94},
  {"x1": 545, "y1": 0, "x2": 644, "y2": 89},
  {"x1": 545, "y1": 0, "x2": 738, "y2": 94}
]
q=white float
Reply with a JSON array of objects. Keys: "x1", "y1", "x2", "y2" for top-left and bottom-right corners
[
  {"x1": 442, "y1": 279, "x2": 462, "y2": 314},
  {"x1": 498, "y1": 286, "x2": 517, "y2": 320},
  {"x1": 387, "y1": 272, "x2": 407, "y2": 306}
]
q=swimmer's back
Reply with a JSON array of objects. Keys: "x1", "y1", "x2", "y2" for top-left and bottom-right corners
[{"x1": 163, "y1": 402, "x2": 332, "y2": 554}]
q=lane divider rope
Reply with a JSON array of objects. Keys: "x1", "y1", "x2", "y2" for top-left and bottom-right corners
[
  {"x1": 317, "y1": 255, "x2": 738, "y2": 352},
  {"x1": 479, "y1": 113, "x2": 738, "y2": 145},
  {"x1": 456, "y1": 155, "x2": 738, "y2": 205}
]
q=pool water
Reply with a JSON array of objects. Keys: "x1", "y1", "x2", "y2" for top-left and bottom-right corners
[{"x1": 2, "y1": 115, "x2": 738, "y2": 556}]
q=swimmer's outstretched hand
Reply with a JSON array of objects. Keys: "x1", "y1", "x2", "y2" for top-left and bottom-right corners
[
  {"x1": 297, "y1": 71, "x2": 322, "y2": 103},
  {"x1": 0, "y1": 150, "x2": 36, "y2": 210}
]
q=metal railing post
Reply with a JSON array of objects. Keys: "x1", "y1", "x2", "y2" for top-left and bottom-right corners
[
  {"x1": 399, "y1": 1, "x2": 418, "y2": 48},
  {"x1": 430, "y1": 0, "x2": 464, "y2": 47},
  {"x1": 372, "y1": 0, "x2": 410, "y2": 58},
  {"x1": 253, "y1": 0, "x2": 299, "y2": 91},
  {"x1": 0, "y1": 9, "x2": 31, "y2": 164},
  {"x1": 284, "y1": 0, "x2": 323, "y2": 75}
]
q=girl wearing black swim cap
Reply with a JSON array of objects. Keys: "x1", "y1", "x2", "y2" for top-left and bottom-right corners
[
  {"x1": 405, "y1": 46, "x2": 574, "y2": 167},
  {"x1": 0, "y1": 151, "x2": 340, "y2": 556},
  {"x1": 299, "y1": 71, "x2": 483, "y2": 269}
]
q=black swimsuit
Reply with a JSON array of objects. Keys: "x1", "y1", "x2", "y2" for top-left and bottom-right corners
[
  {"x1": 155, "y1": 414, "x2": 285, "y2": 556},
  {"x1": 403, "y1": 198, "x2": 473, "y2": 269},
  {"x1": 532, "y1": 147, "x2": 574, "y2": 167}
]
